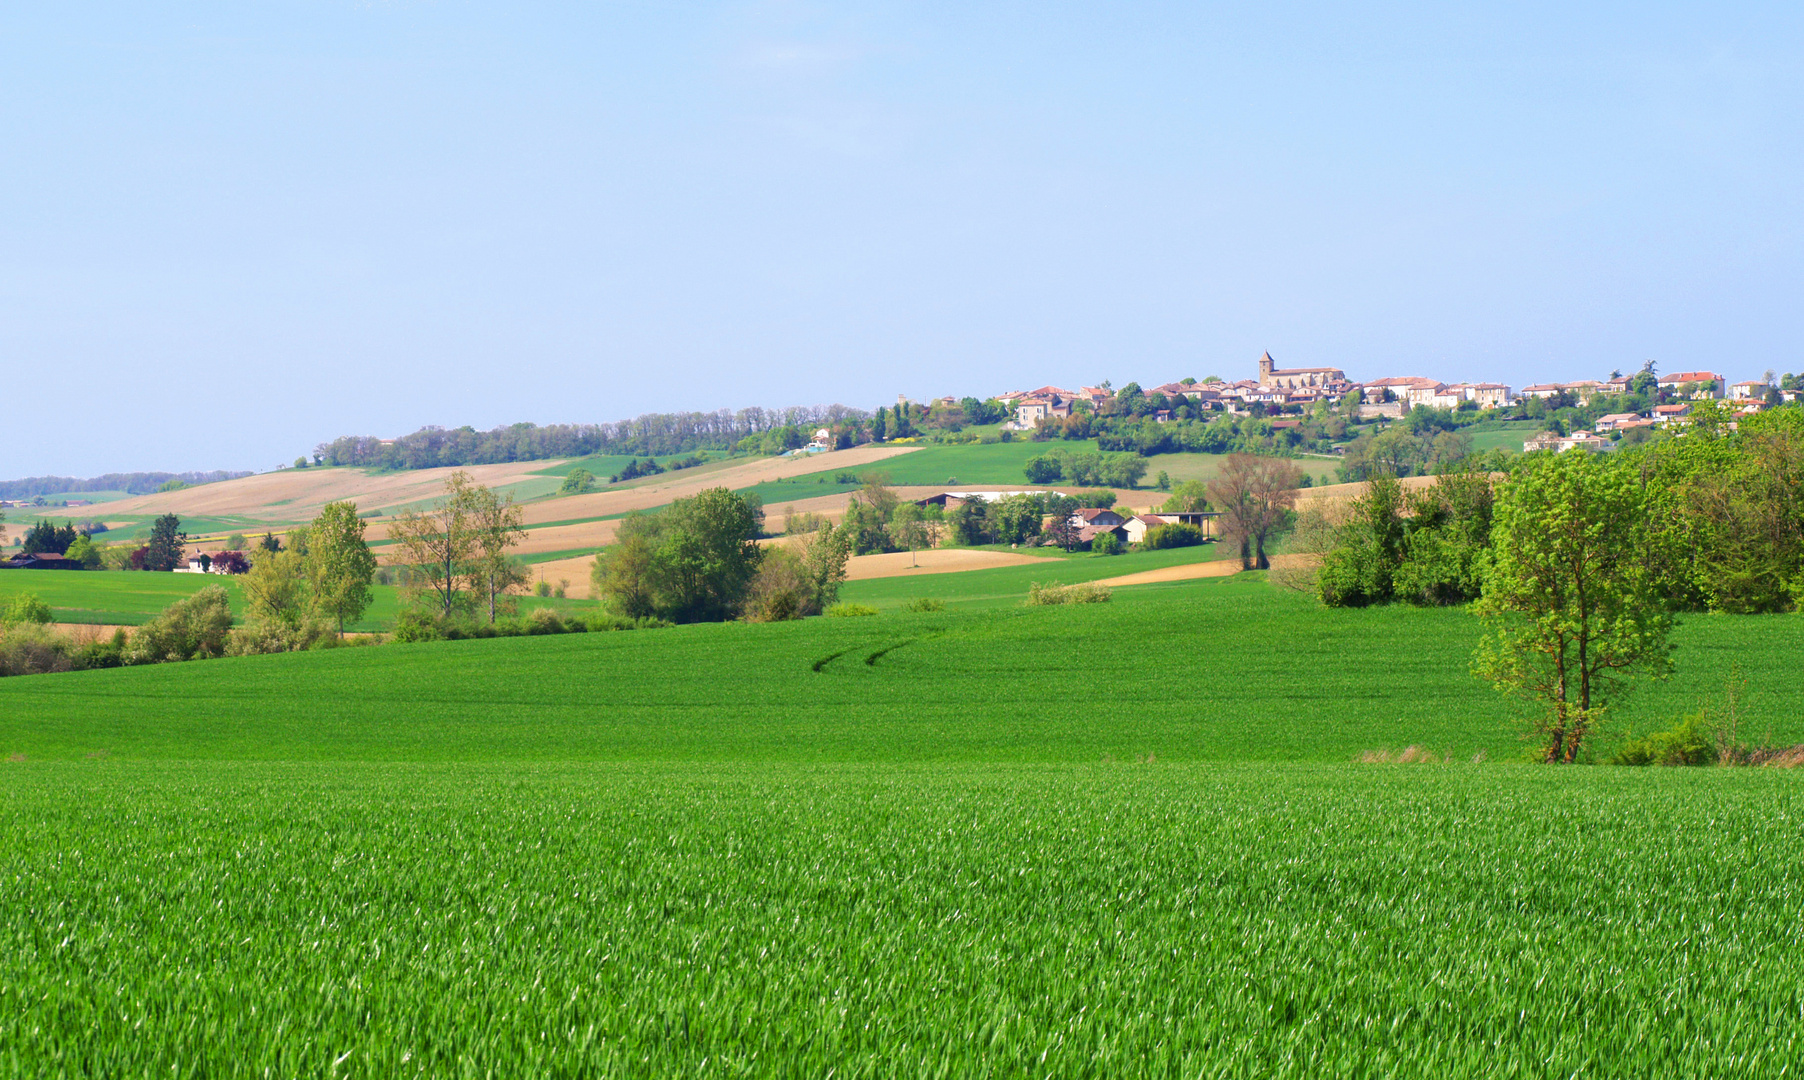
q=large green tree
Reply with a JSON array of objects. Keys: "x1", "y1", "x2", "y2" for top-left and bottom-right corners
[
  {"x1": 307, "y1": 502, "x2": 377, "y2": 636},
  {"x1": 1472, "y1": 452, "x2": 1673, "y2": 763},
  {"x1": 592, "y1": 488, "x2": 763, "y2": 623},
  {"x1": 142, "y1": 514, "x2": 186, "y2": 572}
]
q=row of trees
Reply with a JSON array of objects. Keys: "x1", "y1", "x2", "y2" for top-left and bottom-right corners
[
  {"x1": 1023, "y1": 449, "x2": 1149, "y2": 488},
  {"x1": 315, "y1": 406, "x2": 869, "y2": 470}
]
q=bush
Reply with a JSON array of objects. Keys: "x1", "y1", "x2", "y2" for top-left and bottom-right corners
[
  {"x1": 1092, "y1": 532, "x2": 1123, "y2": 556},
  {"x1": 1141, "y1": 523, "x2": 1204, "y2": 550},
  {"x1": 126, "y1": 586, "x2": 233, "y2": 664},
  {"x1": 391, "y1": 610, "x2": 447, "y2": 644},
  {"x1": 71, "y1": 628, "x2": 128, "y2": 670},
  {"x1": 225, "y1": 619, "x2": 336, "y2": 656},
  {"x1": 1613, "y1": 712, "x2": 1715, "y2": 766},
  {"x1": 526, "y1": 607, "x2": 566, "y2": 635},
  {"x1": 2, "y1": 593, "x2": 55, "y2": 626},
  {"x1": 1026, "y1": 581, "x2": 1113, "y2": 606},
  {"x1": 901, "y1": 597, "x2": 945, "y2": 613},
  {"x1": 535, "y1": 580, "x2": 552, "y2": 597},
  {"x1": 0, "y1": 623, "x2": 72, "y2": 677},
  {"x1": 826, "y1": 603, "x2": 878, "y2": 617}
]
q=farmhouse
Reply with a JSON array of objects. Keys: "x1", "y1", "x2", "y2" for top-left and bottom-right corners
[
  {"x1": 915, "y1": 490, "x2": 1066, "y2": 509},
  {"x1": 1653, "y1": 403, "x2": 1693, "y2": 425},
  {"x1": 2, "y1": 552, "x2": 83, "y2": 570},
  {"x1": 1067, "y1": 507, "x2": 1128, "y2": 530},
  {"x1": 1257, "y1": 352, "x2": 1346, "y2": 390},
  {"x1": 1730, "y1": 380, "x2": 1770, "y2": 401},
  {"x1": 1123, "y1": 512, "x2": 1218, "y2": 543},
  {"x1": 1593, "y1": 412, "x2": 1644, "y2": 432}
]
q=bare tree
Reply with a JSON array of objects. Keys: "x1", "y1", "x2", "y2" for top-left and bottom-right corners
[
  {"x1": 469, "y1": 485, "x2": 529, "y2": 623},
  {"x1": 1207, "y1": 454, "x2": 1302, "y2": 570}
]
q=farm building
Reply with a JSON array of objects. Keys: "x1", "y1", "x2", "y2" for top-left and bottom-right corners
[
  {"x1": 914, "y1": 490, "x2": 1068, "y2": 509},
  {"x1": 1123, "y1": 512, "x2": 1219, "y2": 544},
  {"x1": 2, "y1": 552, "x2": 84, "y2": 570}
]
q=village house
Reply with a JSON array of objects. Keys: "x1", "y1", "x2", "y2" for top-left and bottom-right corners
[
  {"x1": 1593, "y1": 412, "x2": 1645, "y2": 432},
  {"x1": 1523, "y1": 430, "x2": 1612, "y2": 454},
  {"x1": 1653, "y1": 403, "x2": 1694, "y2": 425},
  {"x1": 1656, "y1": 371, "x2": 1724, "y2": 399},
  {"x1": 1122, "y1": 511, "x2": 1218, "y2": 544},
  {"x1": 1012, "y1": 392, "x2": 1073, "y2": 428},
  {"x1": 1360, "y1": 376, "x2": 1440, "y2": 404},
  {"x1": 1729, "y1": 380, "x2": 1770, "y2": 401}
]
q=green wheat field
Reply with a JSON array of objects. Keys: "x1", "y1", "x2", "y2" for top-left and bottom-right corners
[{"x1": 3, "y1": 575, "x2": 1801, "y2": 1075}]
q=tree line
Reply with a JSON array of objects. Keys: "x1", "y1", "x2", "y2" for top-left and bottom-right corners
[
  {"x1": 313, "y1": 406, "x2": 869, "y2": 470},
  {"x1": 0, "y1": 470, "x2": 249, "y2": 501}
]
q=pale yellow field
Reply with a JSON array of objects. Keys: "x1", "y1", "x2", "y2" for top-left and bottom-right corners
[
  {"x1": 95, "y1": 460, "x2": 563, "y2": 523},
  {"x1": 843, "y1": 548, "x2": 1051, "y2": 580}
]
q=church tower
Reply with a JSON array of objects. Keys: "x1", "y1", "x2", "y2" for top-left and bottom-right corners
[{"x1": 1258, "y1": 351, "x2": 1276, "y2": 385}]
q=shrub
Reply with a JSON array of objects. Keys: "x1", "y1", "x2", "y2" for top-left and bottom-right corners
[
  {"x1": 2, "y1": 593, "x2": 55, "y2": 626},
  {"x1": 527, "y1": 608, "x2": 566, "y2": 635},
  {"x1": 225, "y1": 619, "x2": 336, "y2": 656},
  {"x1": 827, "y1": 603, "x2": 879, "y2": 617},
  {"x1": 901, "y1": 597, "x2": 946, "y2": 613},
  {"x1": 0, "y1": 623, "x2": 72, "y2": 677},
  {"x1": 1092, "y1": 532, "x2": 1122, "y2": 556},
  {"x1": 1142, "y1": 523, "x2": 1204, "y2": 550},
  {"x1": 535, "y1": 581, "x2": 552, "y2": 597},
  {"x1": 1026, "y1": 581, "x2": 1113, "y2": 606},
  {"x1": 126, "y1": 586, "x2": 233, "y2": 664},
  {"x1": 391, "y1": 610, "x2": 446, "y2": 644},
  {"x1": 71, "y1": 628, "x2": 128, "y2": 670},
  {"x1": 1613, "y1": 712, "x2": 1715, "y2": 766}
]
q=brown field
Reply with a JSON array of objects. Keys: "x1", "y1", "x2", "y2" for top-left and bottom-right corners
[
  {"x1": 1088, "y1": 553, "x2": 1308, "y2": 589},
  {"x1": 94, "y1": 460, "x2": 564, "y2": 522},
  {"x1": 843, "y1": 548, "x2": 1052, "y2": 580}
]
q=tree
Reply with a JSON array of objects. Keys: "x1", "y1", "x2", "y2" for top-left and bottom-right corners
[
  {"x1": 142, "y1": 514, "x2": 186, "y2": 572},
  {"x1": 258, "y1": 532, "x2": 282, "y2": 553},
  {"x1": 1208, "y1": 455, "x2": 1301, "y2": 570},
  {"x1": 225, "y1": 533, "x2": 247, "y2": 552},
  {"x1": 593, "y1": 488, "x2": 764, "y2": 623},
  {"x1": 241, "y1": 546, "x2": 313, "y2": 630},
  {"x1": 468, "y1": 487, "x2": 528, "y2": 623},
  {"x1": 1023, "y1": 455, "x2": 1062, "y2": 484},
  {"x1": 1472, "y1": 452, "x2": 1673, "y2": 764},
  {"x1": 989, "y1": 494, "x2": 1045, "y2": 545},
  {"x1": 870, "y1": 409, "x2": 888, "y2": 441},
  {"x1": 22, "y1": 519, "x2": 77, "y2": 555},
  {"x1": 889, "y1": 503, "x2": 932, "y2": 566},
  {"x1": 63, "y1": 533, "x2": 102, "y2": 570},
  {"x1": 306, "y1": 502, "x2": 377, "y2": 636},
  {"x1": 390, "y1": 471, "x2": 485, "y2": 618},
  {"x1": 1160, "y1": 480, "x2": 1212, "y2": 513},
  {"x1": 1044, "y1": 510, "x2": 1083, "y2": 552},
  {"x1": 558, "y1": 468, "x2": 597, "y2": 496}
]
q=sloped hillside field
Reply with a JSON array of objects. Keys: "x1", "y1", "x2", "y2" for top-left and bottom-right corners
[{"x1": 3, "y1": 580, "x2": 1802, "y2": 1074}]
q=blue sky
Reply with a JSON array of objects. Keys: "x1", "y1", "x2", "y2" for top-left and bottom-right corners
[{"x1": 3, "y1": 2, "x2": 1801, "y2": 475}]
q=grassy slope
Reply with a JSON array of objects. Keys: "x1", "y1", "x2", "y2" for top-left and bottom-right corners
[
  {"x1": 0, "y1": 569, "x2": 589, "y2": 630},
  {"x1": 4, "y1": 577, "x2": 1795, "y2": 763},
  {"x1": 839, "y1": 543, "x2": 1225, "y2": 608},
  {"x1": 5, "y1": 580, "x2": 1802, "y2": 1071},
  {"x1": 1143, "y1": 450, "x2": 1341, "y2": 486}
]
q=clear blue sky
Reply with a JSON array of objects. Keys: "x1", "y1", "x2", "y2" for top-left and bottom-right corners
[{"x1": 3, "y1": 2, "x2": 1800, "y2": 476}]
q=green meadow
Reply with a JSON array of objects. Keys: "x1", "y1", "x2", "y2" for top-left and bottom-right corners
[
  {"x1": 4, "y1": 575, "x2": 1801, "y2": 1073},
  {"x1": 0, "y1": 568, "x2": 588, "y2": 629}
]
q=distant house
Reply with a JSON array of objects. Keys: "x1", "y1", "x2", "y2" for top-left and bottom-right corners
[
  {"x1": 1012, "y1": 392, "x2": 1074, "y2": 429},
  {"x1": 805, "y1": 427, "x2": 833, "y2": 451},
  {"x1": 1523, "y1": 431, "x2": 1612, "y2": 454},
  {"x1": 1729, "y1": 380, "x2": 1770, "y2": 401},
  {"x1": 1656, "y1": 371, "x2": 1725, "y2": 399},
  {"x1": 916, "y1": 490, "x2": 1067, "y2": 509},
  {"x1": 1123, "y1": 512, "x2": 1218, "y2": 544},
  {"x1": 1361, "y1": 376, "x2": 1441, "y2": 404},
  {"x1": 1067, "y1": 507, "x2": 1128, "y2": 530},
  {"x1": 1593, "y1": 412, "x2": 1645, "y2": 432},
  {"x1": 1653, "y1": 403, "x2": 1694, "y2": 425},
  {"x1": 2, "y1": 552, "x2": 83, "y2": 570}
]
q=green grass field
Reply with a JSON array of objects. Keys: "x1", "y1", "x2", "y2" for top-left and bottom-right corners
[
  {"x1": 4, "y1": 577, "x2": 1801, "y2": 1072},
  {"x1": 0, "y1": 569, "x2": 587, "y2": 630}
]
